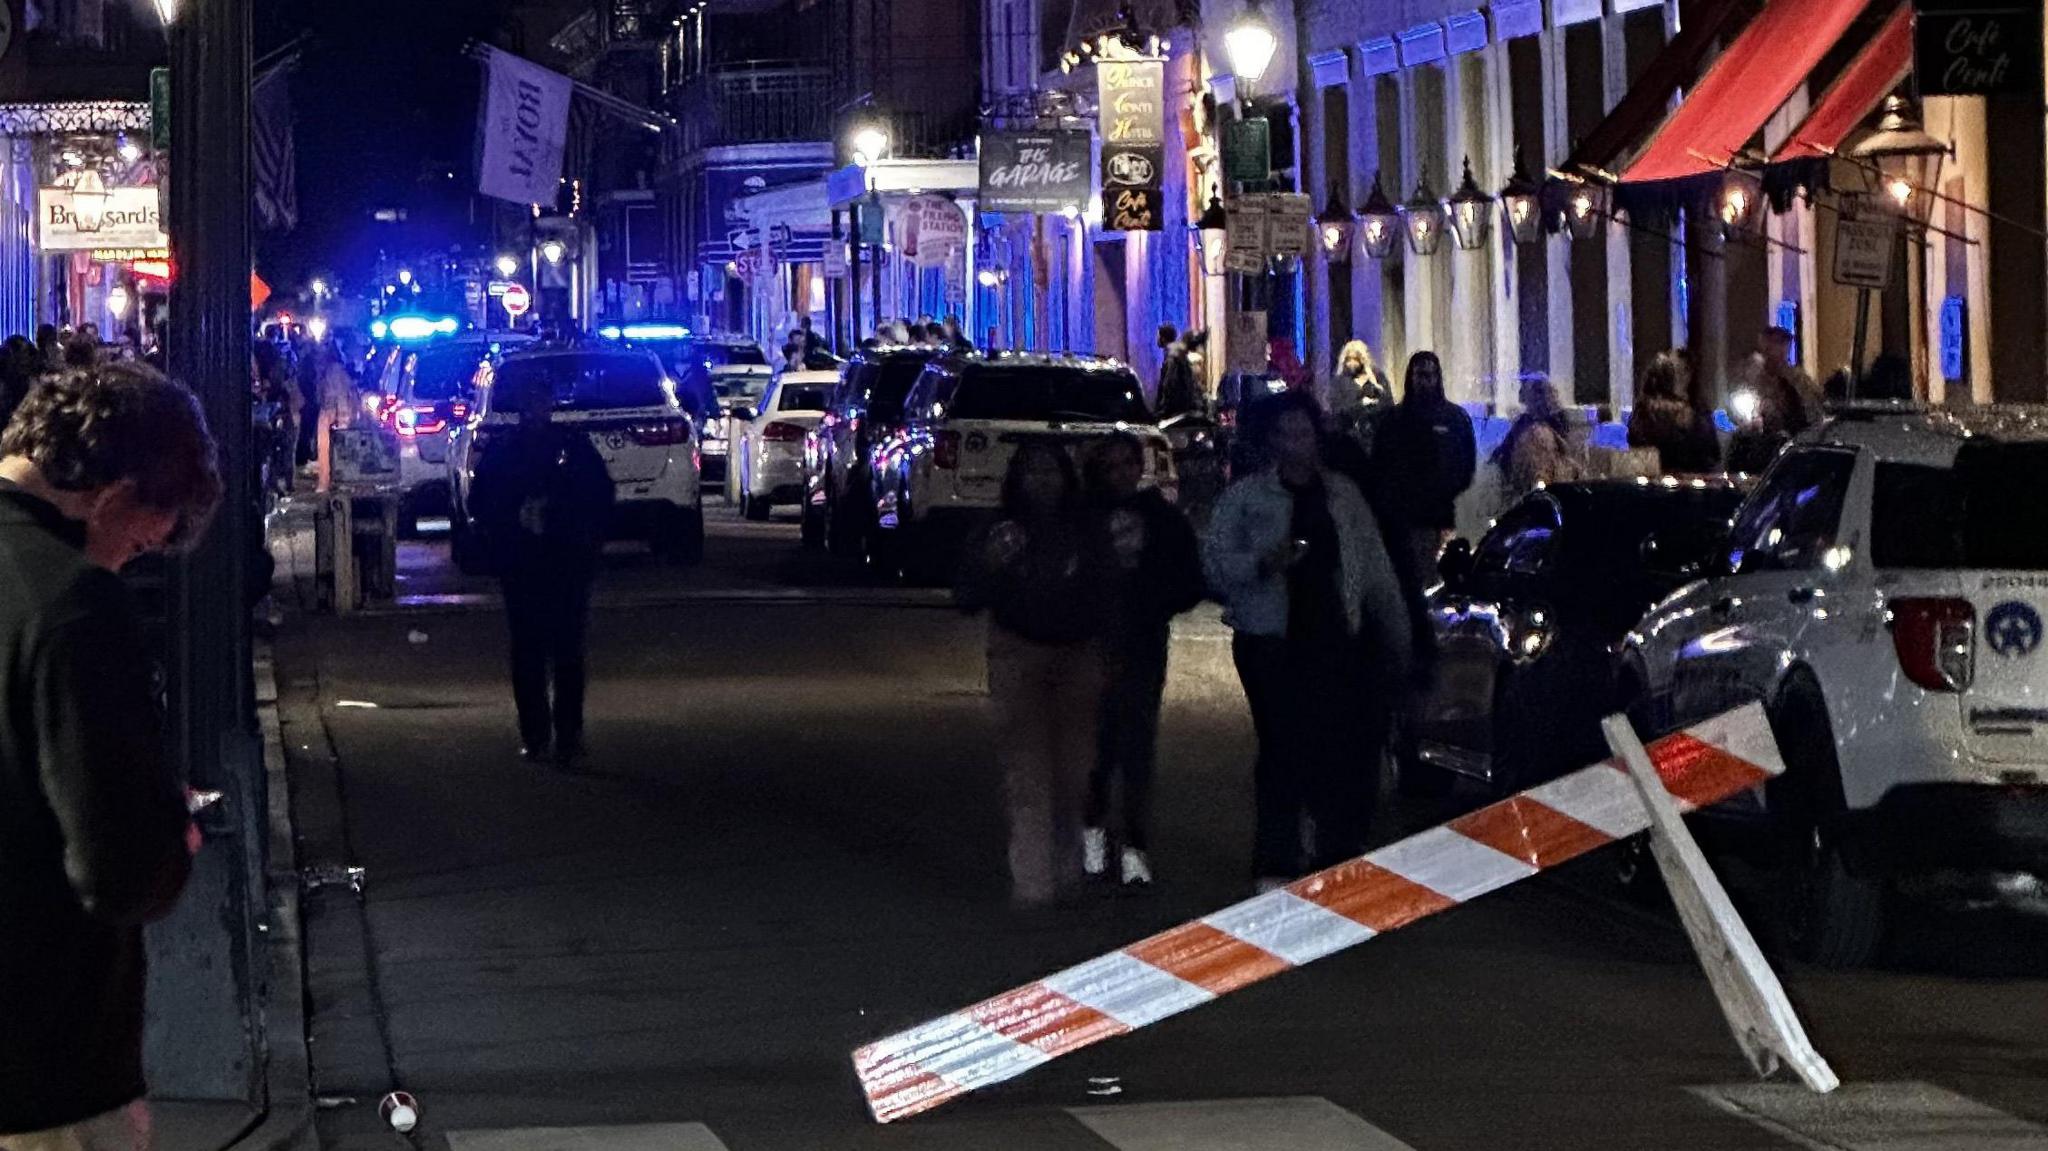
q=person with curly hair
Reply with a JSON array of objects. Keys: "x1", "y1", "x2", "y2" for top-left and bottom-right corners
[{"x1": 0, "y1": 363, "x2": 221, "y2": 1147}]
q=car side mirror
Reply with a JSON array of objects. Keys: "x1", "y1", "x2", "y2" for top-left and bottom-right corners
[{"x1": 1437, "y1": 538, "x2": 1474, "y2": 588}]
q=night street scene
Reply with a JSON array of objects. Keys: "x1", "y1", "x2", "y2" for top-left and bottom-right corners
[{"x1": 5, "y1": 0, "x2": 2048, "y2": 1150}]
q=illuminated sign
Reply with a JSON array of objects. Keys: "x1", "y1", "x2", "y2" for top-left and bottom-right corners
[{"x1": 38, "y1": 186, "x2": 169, "y2": 252}]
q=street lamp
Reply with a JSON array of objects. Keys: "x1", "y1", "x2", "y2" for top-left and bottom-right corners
[
  {"x1": 1716, "y1": 175, "x2": 1756, "y2": 238},
  {"x1": 397, "y1": 267, "x2": 413, "y2": 285},
  {"x1": 541, "y1": 239, "x2": 567, "y2": 266},
  {"x1": 1851, "y1": 95, "x2": 1947, "y2": 226},
  {"x1": 851, "y1": 124, "x2": 890, "y2": 167},
  {"x1": 1563, "y1": 181, "x2": 1604, "y2": 241},
  {"x1": 1359, "y1": 174, "x2": 1400, "y2": 260},
  {"x1": 1402, "y1": 169, "x2": 1445, "y2": 257},
  {"x1": 1444, "y1": 157, "x2": 1494, "y2": 252},
  {"x1": 150, "y1": 0, "x2": 174, "y2": 24},
  {"x1": 1499, "y1": 148, "x2": 1544, "y2": 247},
  {"x1": 495, "y1": 254, "x2": 520, "y2": 278},
  {"x1": 1316, "y1": 183, "x2": 1355, "y2": 262},
  {"x1": 310, "y1": 277, "x2": 328, "y2": 299},
  {"x1": 1224, "y1": 0, "x2": 1278, "y2": 92}
]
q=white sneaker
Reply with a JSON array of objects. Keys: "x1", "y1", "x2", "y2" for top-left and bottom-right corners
[
  {"x1": 1120, "y1": 847, "x2": 1153, "y2": 887},
  {"x1": 1082, "y1": 827, "x2": 1108, "y2": 877},
  {"x1": 1254, "y1": 876, "x2": 1291, "y2": 895}
]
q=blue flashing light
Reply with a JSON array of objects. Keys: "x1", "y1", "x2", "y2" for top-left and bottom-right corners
[
  {"x1": 598, "y1": 325, "x2": 623, "y2": 340},
  {"x1": 370, "y1": 320, "x2": 389, "y2": 339},
  {"x1": 619, "y1": 322, "x2": 690, "y2": 340},
  {"x1": 386, "y1": 315, "x2": 458, "y2": 341}
]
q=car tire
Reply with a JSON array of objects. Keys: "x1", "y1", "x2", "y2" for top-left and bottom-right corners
[
  {"x1": 828, "y1": 482, "x2": 866, "y2": 560},
  {"x1": 660, "y1": 505, "x2": 706, "y2": 566},
  {"x1": 1770, "y1": 681, "x2": 1887, "y2": 969}
]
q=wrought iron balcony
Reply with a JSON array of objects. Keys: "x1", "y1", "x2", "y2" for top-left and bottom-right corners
[{"x1": 670, "y1": 61, "x2": 834, "y2": 153}]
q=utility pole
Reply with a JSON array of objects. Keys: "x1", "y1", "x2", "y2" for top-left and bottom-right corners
[{"x1": 153, "y1": 0, "x2": 264, "y2": 1104}]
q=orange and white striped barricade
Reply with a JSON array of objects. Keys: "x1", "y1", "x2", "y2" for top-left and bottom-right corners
[
  {"x1": 853, "y1": 703, "x2": 1794, "y2": 1124},
  {"x1": 1603, "y1": 714, "x2": 1837, "y2": 1093}
]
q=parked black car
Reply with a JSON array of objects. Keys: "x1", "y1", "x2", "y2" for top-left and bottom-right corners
[
  {"x1": 801, "y1": 346, "x2": 940, "y2": 557},
  {"x1": 1398, "y1": 478, "x2": 1746, "y2": 798}
]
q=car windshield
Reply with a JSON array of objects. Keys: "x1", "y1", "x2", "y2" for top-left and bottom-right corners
[
  {"x1": 407, "y1": 347, "x2": 489, "y2": 402},
  {"x1": 494, "y1": 354, "x2": 668, "y2": 412},
  {"x1": 947, "y1": 365, "x2": 1151, "y2": 423},
  {"x1": 714, "y1": 375, "x2": 769, "y2": 401},
  {"x1": 778, "y1": 385, "x2": 829, "y2": 412},
  {"x1": 700, "y1": 344, "x2": 767, "y2": 367},
  {"x1": 861, "y1": 358, "x2": 929, "y2": 422},
  {"x1": 1872, "y1": 443, "x2": 2048, "y2": 569}
]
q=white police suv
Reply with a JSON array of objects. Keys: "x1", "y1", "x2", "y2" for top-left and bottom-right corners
[{"x1": 1621, "y1": 408, "x2": 2048, "y2": 966}]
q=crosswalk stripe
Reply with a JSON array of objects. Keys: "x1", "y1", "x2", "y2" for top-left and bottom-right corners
[
  {"x1": 1069, "y1": 1097, "x2": 1418, "y2": 1151},
  {"x1": 1692, "y1": 1082, "x2": 2048, "y2": 1151},
  {"x1": 444, "y1": 1124, "x2": 732, "y2": 1151}
]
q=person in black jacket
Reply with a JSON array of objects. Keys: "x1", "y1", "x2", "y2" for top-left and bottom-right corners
[
  {"x1": 956, "y1": 442, "x2": 1107, "y2": 908},
  {"x1": 0, "y1": 364, "x2": 221, "y2": 1146},
  {"x1": 1079, "y1": 435, "x2": 1204, "y2": 887},
  {"x1": 469, "y1": 377, "x2": 617, "y2": 766},
  {"x1": 1371, "y1": 351, "x2": 1476, "y2": 582}
]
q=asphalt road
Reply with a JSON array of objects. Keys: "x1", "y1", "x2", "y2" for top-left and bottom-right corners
[{"x1": 274, "y1": 503, "x2": 2048, "y2": 1151}]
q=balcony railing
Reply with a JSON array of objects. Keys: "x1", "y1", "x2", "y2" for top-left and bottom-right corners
[{"x1": 670, "y1": 61, "x2": 834, "y2": 153}]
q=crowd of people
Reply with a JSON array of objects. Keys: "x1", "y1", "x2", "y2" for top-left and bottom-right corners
[
  {"x1": 959, "y1": 318, "x2": 1848, "y2": 908},
  {"x1": 856, "y1": 312, "x2": 976, "y2": 356}
]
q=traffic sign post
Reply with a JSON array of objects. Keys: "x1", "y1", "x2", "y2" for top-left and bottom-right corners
[{"x1": 500, "y1": 282, "x2": 531, "y2": 320}]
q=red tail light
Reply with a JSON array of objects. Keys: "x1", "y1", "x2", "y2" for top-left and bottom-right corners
[
  {"x1": 1889, "y1": 597, "x2": 1975, "y2": 692},
  {"x1": 628, "y1": 418, "x2": 692, "y2": 446},
  {"x1": 449, "y1": 401, "x2": 471, "y2": 422},
  {"x1": 933, "y1": 430, "x2": 962, "y2": 469},
  {"x1": 762, "y1": 420, "x2": 807, "y2": 443},
  {"x1": 377, "y1": 395, "x2": 402, "y2": 424}
]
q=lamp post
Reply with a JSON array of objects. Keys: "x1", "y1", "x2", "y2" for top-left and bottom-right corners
[
  {"x1": 1224, "y1": 0, "x2": 1278, "y2": 96},
  {"x1": 494, "y1": 253, "x2": 520, "y2": 279}
]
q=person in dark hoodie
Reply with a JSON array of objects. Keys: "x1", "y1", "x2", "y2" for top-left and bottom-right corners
[
  {"x1": 0, "y1": 364, "x2": 219, "y2": 1149},
  {"x1": 1371, "y1": 351, "x2": 1476, "y2": 582},
  {"x1": 1079, "y1": 434, "x2": 1204, "y2": 888},
  {"x1": 469, "y1": 375, "x2": 617, "y2": 767},
  {"x1": 957, "y1": 442, "x2": 1107, "y2": 908}
]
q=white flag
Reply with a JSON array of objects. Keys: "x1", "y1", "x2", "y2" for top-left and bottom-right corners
[{"x1": 476, "y1": 47, "x2": 573, "y2": 207}]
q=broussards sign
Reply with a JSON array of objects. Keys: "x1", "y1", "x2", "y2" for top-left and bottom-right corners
[{"x1": 38, "y1": 186, "x2": 169, "y2": 252}]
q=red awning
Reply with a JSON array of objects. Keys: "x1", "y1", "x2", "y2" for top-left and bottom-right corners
[
  {"x1": 1561, "y1": 0, "x2": 1752, "y2": 174},
  {"x1": 1770, "y1": 4, "x2": 1912, "y2": 161},
  {"x1": 1622, "y1": 0, "x2": 1878, "y2": 183}
]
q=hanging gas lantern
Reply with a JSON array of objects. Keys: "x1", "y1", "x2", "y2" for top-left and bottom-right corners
[
  {"x1": 1851, "y1": 94, "x2": 1947, "y2": 226},
  {"x1": 1359, "y1": 175, "x2": 1400, "y2": 260},
  {"x1": 1444, "y1": 157, "x2": 1494, "y2": 252},
  {"x1": 1563, "y1": 180, "x2": 1604, "y2": 241},
  {"x1": 1402, "y1": 169, "x2": 1445, "y2": 257},
  {"x1": 1499, "y1": 148, "x2": 1543, "y2": 247},
  {"x1": 1716, "y1": 173, "x2": 1758, "y2": 238},
  {"x1": 1316, "y1": 183, "x2": 1356, "y2": 262}
]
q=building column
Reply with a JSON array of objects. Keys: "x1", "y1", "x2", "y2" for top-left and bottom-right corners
[
  {"x1": 1600, "y1": 11, "x2": 1634, "y2": 409},
  {"x1": 1539, "y1": 21, "x2": 1575, "y2": 403},
  {"x1": 1301, "y1": 72, "x2": 1333, "y2": 382},
  {"x1": 1445, "y1": 45, "x2": 1498, "y2": 409},
  {"x1": 1346, "y1": 65, "x2": 1384, "y2": 371}
]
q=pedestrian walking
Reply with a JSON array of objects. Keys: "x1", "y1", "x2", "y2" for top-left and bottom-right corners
[
  {"x1": 1494, "y1": 374, "x2": 1582, "y2": 503},
  {"x1": 468, "y1": 377, "x2": 617, "y2": 767},
  {"x1": 1155, "y1": 328, "x2": 1203, "y2": 420},
  {"x1": 35, "y1": 324, "x2": 63, "y2": 373},
  {"x1": 1325, "y1": 340, "x2": 1391, "y2": 430},
  {"x1": 0, "y1": 363, "x2": 221, "y2": 1150},
  {"x1": 798, "y1": 314, "x2": 826, "y2": 358},
  {"x1": 312, "y1": 344, "x2": 355, "y2": 493},
  {"x1": 941, "y1": 314, "x2": 974, "y2": 353},
  {"x1": 956, "y1": 442, "x2": 1107, "y2": 908},
  {"x1": 1206, "y1": 392, "x2": 1412, "y2": 887},
  {"x1": 1627, "y1": 351, "x2": 1721, "y2": 475},
  {"x1": 1371, "y1": 351, "x2": 1476, "y2": 581},
  {"x1": 1081, "y1": 435, "x2": 1204, "y2": 888}
]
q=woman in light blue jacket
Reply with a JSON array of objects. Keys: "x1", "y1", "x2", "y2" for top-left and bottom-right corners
[{"x1": 1204, "y1": 392, "x2": 1412, "y2": 887}]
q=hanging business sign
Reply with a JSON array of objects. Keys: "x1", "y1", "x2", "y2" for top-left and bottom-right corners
[
  {"x1": 38, "y1": 185, "x2": 168, "y2": 252},
  {"x1": 1222, "y1": 117, "x2": 1272, "y2": 185},
  {"x1": 979, "y1": 129, "x2": 1092, "y2": 214},
  {"x1": 475, "y1": 46, "x2": 574, "y2": 206},
  {"x1": 904, "y1": 194, "x2": 967, "y2": 268},
  {"x1": 1265, "y1": 192, "x2": 1313, "y2": 259},
  {"x1": 1097, "y1": 57, "x2": 1165, "y2": 231},
  {"x1": 1224, "y1": 195, "x2": 1270, "y2": 273},
  {"x1": 1913, "y1": 0, "x2": 2040, "y2": 96}
]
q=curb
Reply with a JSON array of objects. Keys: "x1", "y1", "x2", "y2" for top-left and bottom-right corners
[{"x1": 228, "y1": 647, "x2": 316, "y2": 1151}]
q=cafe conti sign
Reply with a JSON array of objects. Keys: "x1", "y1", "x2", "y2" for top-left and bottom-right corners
[
  {"x1": 38, "y1": 186, "x2": 169, "y2": 252},
  {"x1": 1097, "y1": 58, "x2": 1165, "y2": 231}
]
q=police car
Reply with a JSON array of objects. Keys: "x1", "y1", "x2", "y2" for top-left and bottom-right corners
[
  {"x1": 448, "y1": 347, "x2": 703, "y2": 571},
  {"x1": 868, "y1": 354, "x2": 1175, "y2": 582},
  {"x1": 1620, "y1": 407, "x2": 2048, "y2": 966}
]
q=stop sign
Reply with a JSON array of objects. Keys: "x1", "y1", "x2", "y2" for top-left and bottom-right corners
[{"x1": 501, "y1": 282, "x2": 531, "y2": 318}]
